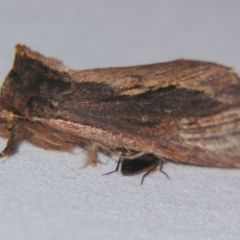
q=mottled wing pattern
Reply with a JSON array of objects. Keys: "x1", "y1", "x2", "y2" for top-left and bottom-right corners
[{"x1": 1, "y1": 45, "x2": 240, "y2": 167}]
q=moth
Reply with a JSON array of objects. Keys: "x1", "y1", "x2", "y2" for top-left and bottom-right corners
[{"x1": 0, "y1": 44, "x2": 239, "y2": 183}]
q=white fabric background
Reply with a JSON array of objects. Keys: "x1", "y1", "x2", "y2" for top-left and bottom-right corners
[{"x1": 0, "y1": 1, "x2": 240, "y2": 239}]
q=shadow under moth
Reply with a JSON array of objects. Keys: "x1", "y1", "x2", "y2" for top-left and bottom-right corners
[{"x1": 0, "y1": 44, "x2": 239, "y2": 183}]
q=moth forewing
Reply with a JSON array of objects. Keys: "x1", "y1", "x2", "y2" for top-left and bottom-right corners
[{"x1": 0, "y1": 44, "x2": 239, "y2": 181}]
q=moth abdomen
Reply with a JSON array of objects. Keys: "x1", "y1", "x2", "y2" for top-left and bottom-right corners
[{"x1": 121, "y1": 154, "x2": 161, "y2": 175}]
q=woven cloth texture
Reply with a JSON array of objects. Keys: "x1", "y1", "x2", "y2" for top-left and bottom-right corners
[{"x1": 0, "y1": 1, "x2": 239, "y2": 239}]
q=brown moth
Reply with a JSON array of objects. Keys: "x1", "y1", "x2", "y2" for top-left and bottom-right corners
[{"x1": 0, "y1": 44, "x2": 239, "y2": 182}]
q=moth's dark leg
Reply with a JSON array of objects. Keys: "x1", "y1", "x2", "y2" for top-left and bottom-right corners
[
  {"x1": 140, "y1": 163, "x2": 159, "y2": 185},
  {"x1": 159, "y1": 161, "x2": 171, "y2": 179},
  {"x1": 0, "y1": 120, "x2": 24, "y2": 157},
  {"x1": 103, "y1": 157, "x2": 122, "y2": 175}
]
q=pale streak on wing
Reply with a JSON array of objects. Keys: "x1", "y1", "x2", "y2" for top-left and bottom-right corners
[{"x1": 180, "y1": 107, "x2": 240, "y2": 151}]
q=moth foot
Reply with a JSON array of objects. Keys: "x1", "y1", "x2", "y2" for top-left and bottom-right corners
[
  {"x1": 0, "y1": 148, "x2": 9, "y2": 158},
  {"x1": 87, "y1": 155, "x2": 97, "y2": 167},
  {"x1": 82, "y1": 144, "x2": 100, "y2": 168},
  {"x1": 0, "y1": 151, "x2": 8, "y2": 165},
  {"x1": 80, "y1": 155, "x2": 97, "y2": 169}
]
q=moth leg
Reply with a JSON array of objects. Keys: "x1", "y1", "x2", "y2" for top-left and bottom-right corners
[
  {"x1": 140, "y1": 163, "x2": 159, "y2": 185},
  {"x1": 86, "y1": 144, "x2": 100, "y2": 167},
  {"x1": 103, "y1": 157, "x2": 122, "y2": 175},
  {"x1": 0, "y1": 119, "x2": 24, "y2": 157},
  {"x1": 159, "y1": 161, "x2": 171, "y2": 179}
]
